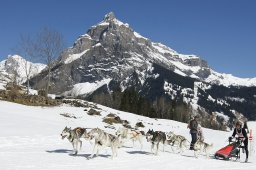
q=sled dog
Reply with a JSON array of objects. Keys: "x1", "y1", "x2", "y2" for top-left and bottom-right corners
[
  {"x1": 86, "y1": 128, "x2": 121, "y2": 159},
  {"x1": 194, "y1": 140, "x2": 213, "y2": 158},
  {"x1": 60, "y1": 126, "x2": 88, "y2": 155},
  {"x1": 146, "y1": 129, "x2": 166, "y2": 155},
  {"x1": 166, "y1": 131, "x2": 190, "y2": 154},
  {"x1": 116, "y1": 127, "x2": 143, "y2": 149}
]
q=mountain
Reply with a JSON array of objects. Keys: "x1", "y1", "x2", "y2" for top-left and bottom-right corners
[
  {"x1": 29, "y1": 12, "x2": 256, "y2": 127},
  {"x1": 0, "y1": 55, "x2": 46, "y2": 88}
]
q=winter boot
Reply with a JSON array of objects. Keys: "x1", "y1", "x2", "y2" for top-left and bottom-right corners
[{"x1": 245, "y1": 158, "x2": 248, "y2": 163}]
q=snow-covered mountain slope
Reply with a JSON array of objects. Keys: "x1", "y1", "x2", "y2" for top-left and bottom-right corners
[
  {"x1": 205, "y1": 70, "x2": 256, "y2": 87},
  {"x1": 149, "y1": 42, "x2": 256, "y2": 87},
  {"x1": 27, "y1": 12, "x2": 256, "y2": 124},
  {"x1": 0, "y1": 100, "x2": 255, "y2": 170},
  {"x1": 0, "y1": 55, "x2": 46, "y2": 86},
  {"x1": 62, "y1": 12, "x2": 256, "y2": 88},
  {"x1": 30, "y1": 12, "x2": 256, "y2": 97}
]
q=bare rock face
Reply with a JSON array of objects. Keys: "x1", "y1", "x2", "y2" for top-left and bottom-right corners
[
  {"x1": 31, "y1": 12, "x2": 209, "y2": 94},
  {"x1": 184, "y1": 58, "x2": 208, "y2": 67}
]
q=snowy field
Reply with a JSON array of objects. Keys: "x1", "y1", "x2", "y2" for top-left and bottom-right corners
[{"x1": 0, "y1": 100, "x2": 255, "y2": 170}]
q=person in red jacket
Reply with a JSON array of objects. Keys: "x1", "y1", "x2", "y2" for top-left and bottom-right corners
[{"x1": 231, "y1": 121, "x2": 249, "y2": 162}]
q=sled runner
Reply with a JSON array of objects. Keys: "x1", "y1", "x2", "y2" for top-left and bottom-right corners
[{"x1": 214, "y1": 137, "x2": 245, "y2": 161}]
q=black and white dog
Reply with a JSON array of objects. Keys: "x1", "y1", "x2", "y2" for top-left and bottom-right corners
[{"x1": 146, "y1": 129, "x2": 166, "y2": 155}]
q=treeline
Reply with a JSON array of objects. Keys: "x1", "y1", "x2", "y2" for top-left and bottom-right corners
[
  {"x1": 87, "y1": 87, "x2": 192, "y2": 124},
  {"x1": 86, "y1": 87, "x2": 229, "y2": 131}
]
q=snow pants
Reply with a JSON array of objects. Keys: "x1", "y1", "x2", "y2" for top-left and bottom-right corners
[{"x1": 190, "y1": 132, "x2": 197, "y2": 149}]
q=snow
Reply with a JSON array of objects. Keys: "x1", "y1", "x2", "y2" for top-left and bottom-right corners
[
  {"x1": 174, "y1": 68, "x2": 187, "y2": 76},
  {"x1": 205, "y1": 70, "x2": 256, "y2": 87},
  {"x1": 215, "y1": 111, "x2": 230, "y2": 122},
  {"x1": 227, "y1": 97, "x2": 246, "y2": 103},
  {"x1": 127, "y1": 52, "x2": 145, "y2": 67},
  {"x1": 147, "y1": 49, "x2": 173, "y2": 66},
  {"x1": 207, "y1": 95, "x2": 216, "y2": 102},
  {"x1": 171, "y1": 60, "x2": 201, "y2": 73},
  {"x1": 134, "y1": 31, "x2": 148, "y2": 40},
  {"x1": 93, "y1": 43, "x2": 102, "y2": 47},
  {"x1": 216, "y1": 99, "x2": 229, "y2": 106},
  {"x1": 146, "y1": 47, "x2": 206, "y2": 81},
  {"x1": 63, "y1": 13, "x2": 256, "y2": 88},
  {"x1": 0, "y1": 100, "x2": 255, "y2": 170},
  {"x1": 63, "y1": 78, "x2": 112, "y2": 97},
  {"x1": 152, "y1": 42, "x2": 177, "y2": 54},
  {"x1": 0, "y1": 82, "x2": 5, "y2": 90},
  {"x1": 0, "y1": 55, "x2": 46, "y2": 84},
  {"x1": 150, "y1": 34, "x2": 256, "y2": 87},
  {"x1": 112, "y1": 18, "x2": 127, "y2": 26},
  {"x1": 62, "y1": 12, "x2": 256, "y2": 88},
  {"x1": 164, "y1": 81, "x2": 177, "y2": 99},
  {"x1": 64, "y1": 49, "x2": 89, "y2": 64},
  {"x1": 151, "y1": 42, "x2": 199, "y2": 62},
  {"x1": 97, "y1": 15, "x2": 128, "y2": 28},
  {"x1": 98, "y1": 22, "x2": 110, "y2": 26}
]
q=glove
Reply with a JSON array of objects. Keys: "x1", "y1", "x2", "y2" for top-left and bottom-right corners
[{"x1": 228, "y1": 136, "x2": 233, "y2": 142}]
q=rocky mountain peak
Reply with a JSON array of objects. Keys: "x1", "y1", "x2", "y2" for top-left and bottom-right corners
[
  {"x1": 104, "y1": 12, "x2": 116, "y2": 22},
  {"x1": 5, "y1": 55, "x2": 25, "y2": 69},
  {"x1": 0, "y1": 55, "x2": 46, "y2": 84},
  {"x1": 27, "y1": 12, "x2": 256, "y2": 124}
]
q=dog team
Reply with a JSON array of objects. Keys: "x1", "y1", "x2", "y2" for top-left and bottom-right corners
[{"x1": 60, "y1": 115, "x2": 213, "y2": 159}]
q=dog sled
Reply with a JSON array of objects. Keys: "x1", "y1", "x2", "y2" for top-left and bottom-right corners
[{"x1": 214, "y1": 137, "x2": 245, "y2": 161}]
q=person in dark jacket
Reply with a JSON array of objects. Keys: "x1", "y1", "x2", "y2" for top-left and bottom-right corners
[
  {"x1": 231, "y1": 121, "x2": 249, "y2": 162},
  {"x1": 188, "y1": 115, "x2": 199, "y2": 150}
]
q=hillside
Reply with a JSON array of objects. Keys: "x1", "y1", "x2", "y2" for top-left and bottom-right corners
[{"x1": 0, "y1": 100, "x2": 255, "y2": 169}]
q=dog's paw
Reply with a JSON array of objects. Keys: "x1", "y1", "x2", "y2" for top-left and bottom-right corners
[{"x1": 87, "y1": 154, "x2": 95, "y2": 159}]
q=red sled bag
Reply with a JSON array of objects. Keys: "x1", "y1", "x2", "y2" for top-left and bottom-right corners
[{"x1": 215, "y1": 137, "x2": 244, "y2": 160}]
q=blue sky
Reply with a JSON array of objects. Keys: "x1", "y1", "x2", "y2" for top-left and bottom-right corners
[{"x1": 0, "y1": 0, "x2": 255, "y2": 78}]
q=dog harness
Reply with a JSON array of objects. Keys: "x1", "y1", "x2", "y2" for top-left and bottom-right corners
[
  {"x1": 236, "y1": 128, "x2": 244, "y2": 138},
  {"x1": 68, "y1": 132, "x2": 75, "y2": 142}
]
